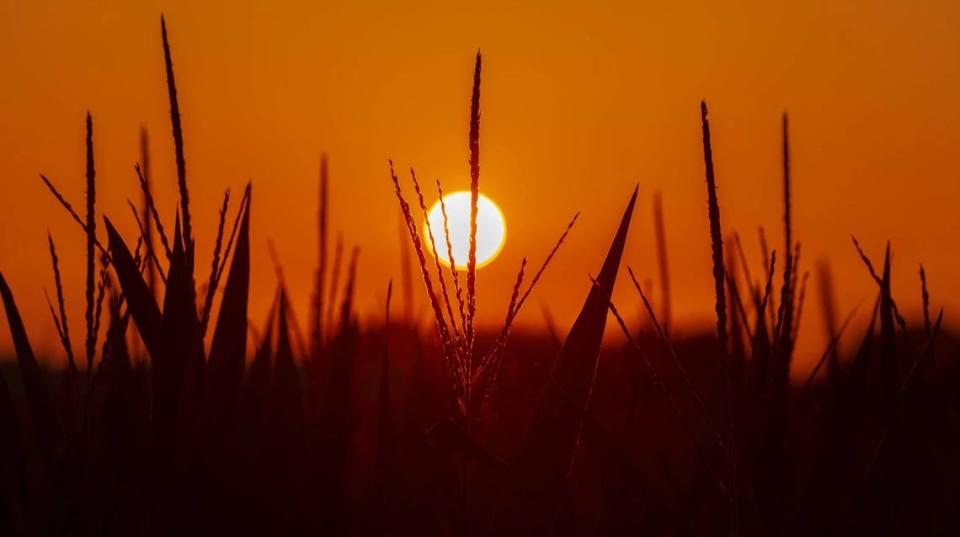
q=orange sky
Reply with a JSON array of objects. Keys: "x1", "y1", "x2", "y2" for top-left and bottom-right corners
[{"x1": 1, "y1": 1, "x2": 959, "y2": 374}]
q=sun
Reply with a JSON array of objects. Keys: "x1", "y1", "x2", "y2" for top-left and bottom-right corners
[{"x1": 424, "y1": 191, "x2": 506, "y2": 269}]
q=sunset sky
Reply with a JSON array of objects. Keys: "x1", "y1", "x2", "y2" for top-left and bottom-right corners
[{"x1": 1, "y1": 0, "x2": 958, "y2": 372}]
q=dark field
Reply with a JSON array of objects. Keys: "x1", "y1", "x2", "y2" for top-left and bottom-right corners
[{"x1": 1, "y1": 17, "x2": 959, "y2": 537}]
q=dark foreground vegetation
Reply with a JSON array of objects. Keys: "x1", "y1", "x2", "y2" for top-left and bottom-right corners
[{"x1": 1, "y1": 17, "x2": 958, "y2": 537}]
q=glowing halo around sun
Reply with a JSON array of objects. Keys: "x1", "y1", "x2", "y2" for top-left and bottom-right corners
[{"x1": 424, "y1": 191, "x2": 506, "y2": 269}]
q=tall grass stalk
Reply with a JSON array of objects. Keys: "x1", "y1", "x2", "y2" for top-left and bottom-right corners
[
  {"x1": 627, "y1": 266, "x2": 724, "y2": 450},
  {"x1": 411, "y1": 169, "x2": 462, "y2": 344},
  {"x1": 325, "y1": 234, "x2": 344, "y2": 341},
  {"x1": 437, "y1": 178, "x2": 467, "y2": 332},
  {"x1": 603, "y1": 282, "x2": 731, "y2": 500},
  {"x1": 139, "y1": 127, "x2": 158, "y2": 297},
  {"x1": 653, "y1": 190, "x2": 672, "y2": 334},
  {"x1": 84, "y1": 112, "x2": 98, "y2": 381},
  {"x1": 161, "y1": 15, "x2": 192, "y2": 252},
  {"x1": 135, "y1": 163, "x2": 172, "y2": 260},
  {"x1": 200, "y1": 189, "x2": 230, "y2": 335},
  {"x1": 314, "y1": 156, "x2": 330, "y2": 352},
  {"x1": 47, "y1": 234, "x2": 77, "y2": 373}
]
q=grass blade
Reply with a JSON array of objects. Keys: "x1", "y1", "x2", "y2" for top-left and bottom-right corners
[
  {"x1": 155, "y1": 215, "x2": 203, "y2": 444},
  {"x1": 105, "y1": 217, "x2": 163, "y2": 358},
  {"x1": 511, "y1": 186, "x2": 637, "y2": 520},
  {"x1": 627, "y1": 266, "x2": 724, "y2": 450},
  {"x1": 919, "y1": 265, "x2": 931, "y2": 341},
  {"x1": 208, "y1": 185, "x2": 251, "y2": 410},
  {"x1": 139, "y1": 126, "x2": 159, "y2": 296},
  {"x1": 437, "y1": 178, "x2": 467, "y2": 333},
  {"x1": 338, "y1": 247, "x2": 360, "y2": 336},
  {"x1": 700, "y1": 101, "x2": 729, "y2": 358},
  {"x1": 200, "y1": 188, "x2": 230, "y2": 335},
  {"x1": 47, "y1": 233, "x2": 77, "y2": 375},
  {"x1": 652, "y1": 190, "x2": 672, "y2": 334},
  {"x1": 312, "y1": 155, "x2": 329, "y2": 355},
  {"x1": 700, "y1": 101, "x2": 738, "y2": 530},
  {"x1": 325, "y1": 233, "x2": 344, "y2": 343},
  {"x1": 161, "y1": 15, "x2": 193, "y2": 257},
  {"x1": 0, "y1": 272, "x2": 59, "y2": 462},
  {"x1": 801, "y1": 304, "x2": 860, "y2": 392},
  {"x1": 37, "y1": 174, "x2": 109, "y2": 257},
  {"x1": 816, "y1": 260, "x2": 841, "y2": 382},
  {"x1": 604, "y1": 286, "x2": 731, "y2": 500},
  {"x1": 127, "y1": 199, "x2": 167, "y2": 282},
  {"x1": 84, "y1": 112, "x2": 97, "y2": 377},
  {"x1": 411, "y1": 169, "x2": 461, "y2": 343},
  {"x1": 465, "y1": 51, "x2": 482, "y2": 375},
  {"x1": 272, "y1": 288, "x2": 303, "y2": 432},
  {"x1": 134, "y1": 163, "x2": 172, "y2": 261}
]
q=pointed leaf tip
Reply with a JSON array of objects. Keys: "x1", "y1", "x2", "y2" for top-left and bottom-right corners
[
  {"x1": 208, "y1": 193, "x2": 250, "y2": 408},
  {"x1": 104, "y1": 216, "x2": 163, "y2": 358},
  {"x1": 0, "y1": 271, "x2": 59, "y2": 460},
  {"x1": 513, "y1": 187, "x2": 637, "y2": 502}
]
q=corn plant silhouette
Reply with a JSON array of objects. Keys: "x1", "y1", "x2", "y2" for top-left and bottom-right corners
[{"x1": 0, "y1": 15, "x2": 956, "y2": 537}]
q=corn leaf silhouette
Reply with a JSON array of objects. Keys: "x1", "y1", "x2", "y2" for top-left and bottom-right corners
[
  {"x1": 104, "y1": 217, "x2": 162, "y2": 357},
  {"x1": 155, "y1": 215, "x2": 203, "y2": 444},
  {"x1": 208, "y1": 185, "x2": 251, "y2": 410},
  {"x1": 0, "y1": 272, "x2": 59, "y2": 462},
  {"x1": 505, "y1": 186, "x2": 637, "y2": 528}
]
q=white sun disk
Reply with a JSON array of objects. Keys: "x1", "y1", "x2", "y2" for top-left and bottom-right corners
[{"x1": 425, "y1": 192, "x2": 506, "y2": 268}]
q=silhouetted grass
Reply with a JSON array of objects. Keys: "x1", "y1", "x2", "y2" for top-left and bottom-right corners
[
  {"x1": 652, "y1": 190, "x2": 671, "y2": 335},
  {"x1": 84, "y1": 112, "x2": 97, "y2": 378},
  {"x1": 437, "y1": 177, "x2": 467, "y2": 331},
  {"x1": 161, "y1": 15, "x2": 192, "y2": 251},
  {"x1": 199, "y1": 188, "x2": 230, "y2": 335},
  {"x1": 46, "y1": 234, "x2": 76, "y2": 372},
  {"x1": 0, "y1": 16, "x2": 957, "y2": 537},
  {"x1": 311, "y1": 155, "x2": 329, "y2": 355}
]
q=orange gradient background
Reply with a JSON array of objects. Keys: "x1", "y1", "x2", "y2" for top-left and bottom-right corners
[{"x1": 1, "y1": 1, "x2": 958, "y2": 376}]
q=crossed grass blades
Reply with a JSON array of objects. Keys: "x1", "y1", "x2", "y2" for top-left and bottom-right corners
[{"x1": 0, "y1": 15, "x2": 957, "y2": 537}]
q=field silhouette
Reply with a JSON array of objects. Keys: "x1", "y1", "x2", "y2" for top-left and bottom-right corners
[{"x1": 1, "y1": 16, "x2": 959, "y2": 537}]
